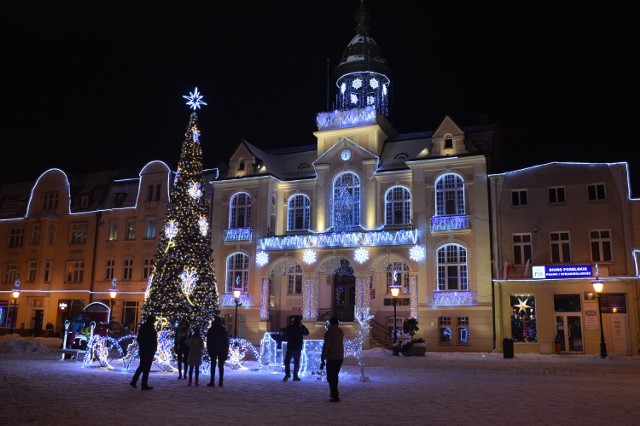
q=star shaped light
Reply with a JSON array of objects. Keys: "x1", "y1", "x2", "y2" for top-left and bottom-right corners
[
  {"x1": 515, "y1": 297, "x2": 532, "y2": 313},
  {"x1": 183, "y1": 87, "x2": 207, "y2": 110},
  {"x1": 256, "y1": 251, "x2": 269, "y2": 267}
]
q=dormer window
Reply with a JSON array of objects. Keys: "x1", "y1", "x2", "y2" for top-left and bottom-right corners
[
  {"x1": 444, "y1": 135, "x2": 453, "y2": 150},
  {"x1": 238, "y1": 160, "x2": 245, "y2": 171}
]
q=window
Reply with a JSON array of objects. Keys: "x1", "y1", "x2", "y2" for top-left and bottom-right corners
[
  {"x1": 550, "y1": 232, "x2": 571, "y2": 263},
  {"x1": 385, "y1": 186, "x2": 411, "y2": 225},
  {"x1": 123, "y1": 258, "x2": 134, "y2": 280},
  {"x1": 287, "y1": 264, "x2": 303, "y2": 294},
  {"x1": 437, "y1": 244, "x2": 468, "y2": 291},
  {"x1": 3, "y1": 263, "x2": 19, "y2": 284},
  {"x1": 439, "y1": 317, "x2": 452, "y2": 344},
  {"x1": 590, "y1": 230, "x2": 612, "y2": 262},
  {"x1": 66, "y1": 261, "x2": 85, "y2": 283},
  {"x1": 143, "y1": 257, "x2": 154, "y2": 280},
  {"x1": 105, "y1": 259, "x2": 115, "y2": 280},
  {"x1": 548, "y1": 186, "x2": 566, "y2": 204},
  {"x1": 42, "y1": 191, "x2": 59, "y2": 210},
  {"x1": 512, "y1": 233, "x2": 532, "y2": 265},
  {"x1": 444, "y1": 134, "x2": 453, "y2": 150},
  {"x1": 27, "y1": 261, "x2": 37, "y2": 283},
  {"x1": 30, "y1": 223, "x2": 42, "y2": 245},
  {"x1": 287, "y1": 194, "x2": 310, "y2": 231},
  {"x1": 69, "y1": 222, "x2": 88, "y2": 244},
  {"x1": 588, "y1": 183, "x2": 606, "y2": 201},
  {"x1": 229, "y1": 193, "x2": 251, "y2": 229},
  {"x1": 145, "y1": 217, "x2": 157, "y2": 239},
  {"x1": 125, "y1": 219, "x2": 136, "y2": 240},
  {"x1": 511, "y1": 294, "x2": 537, "y2": 342},
  {"x1": 108, "y1": 221, "x2": 118, "y2": 241},
  {"x1": 435, "y1": 174, "x2": 465, "y2": 215},
  {"x1": 8, "y1": 227, "x2": 24, "y2": 248},
  {"x1": 386, "y1": 262, "x2": 410, "y2": 294},
  {"x1": 332, "y1": 172, "x2": 360, "y2": 230},
  {"x1": 457, "y1": 316, "x2": 470, "y2": 345},
  {"x1": 17, "y1": 201, "x2": 26, "y2": 216},
  {"x1": 43, "y1": 261, "x2": 52, "y2": 283},
  {"x1": 226, "y1": 253, "x2": 249, "y2": 293},
  {"x1": 47, "y1": 223, "x2": 57, "y2": 245},
  {"x1": 147, "y1": 184, "x2": 162, "y2": 202},
  {"x1": 511, "y1": 189, "x2": 528, "y2": 207}
]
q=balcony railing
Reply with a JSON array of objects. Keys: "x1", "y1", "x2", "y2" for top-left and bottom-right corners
[
  {"x1": 257, "y1": 228, "x2": 418, "y2": 251},
  {"x1": 431, "y1": 290, "x2": 476, "y2": 306},
  {"x1": 224, "y1": 227, "x2": 253, "y2": 242},
  {"x1": 430, "y1": 215, "x2": 471, "y2": 233}
]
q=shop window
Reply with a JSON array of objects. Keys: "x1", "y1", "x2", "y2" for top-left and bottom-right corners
[{"x1": 439, "y1": 316, "x2": 452, "y2": 344}]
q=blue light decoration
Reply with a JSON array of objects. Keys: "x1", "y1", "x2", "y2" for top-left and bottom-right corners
[
  {"x1": 303, "y1": 249, "x2": 317, "y2": 265},
  {"x1": 354, "y1": 247, "x2": 369, "y2": 263},
  {"x1": 180, "y1": 266, "x2": 198, "y2": 305},
  {"x1": 188, "y1": 182, "x2": 202, "y2": 199},
  {"x1": 430, "y1": 215, "x2": 471, "y2": 232},
  {"x1": 260, "y1": 277, "x2": 270, "y2": 320},
  {"x1": 183, "y1": 87, "x2": 207, "y2": 110},
  {"x1": 164, "y1": 220, "x2": 178, "y2": 252},
  {"x1": 316, "y1": 105, "x2": 377, "y2": 131},
  {"x1": 258, "y1": 229, "x2": 418, "y2": 250},
  {"x1": 256, "y1": 251, "x2": 269, "y2": 267},
  {"x1": 144, "y1": 274, "x2": 153, "y2": 300},
  {"x1": 227, "y1": 338, "x2": 261, "y2": 371},
  {"x1": 224, "y1": 227, "x2": 253, "y2": 242},
  {"x1": 432, "y1": 290, "x2": 475, "y2": 306},
  {"x1": 409, "y1": 245, "x2": 426, "y2": 262}
]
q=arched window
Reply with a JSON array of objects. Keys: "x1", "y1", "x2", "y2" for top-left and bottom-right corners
[
  {"x1": 287, "y1": 194, "x2": 311, "y2": 231},
  {"x1": 332, "y1": 172, "x2": 360, "y2": 230},
  {"x1": 435, "y1": 173, "x2": 465, "y2": 216},
  {"x1": 437, "y1": 244, "x2": 468, "y2": 291},
  {"x1": 226, "y1": 252, "x2": 249, "y2": 293},
  {"x1": 229, "y1": 192, "x2": 251, "y2": 228},
  {"x1": 386, "y1": 261, "x2": 410, "y2": 294},
  {"x1": 385, "y1": 186, "x2": 411, "y2": 225}
]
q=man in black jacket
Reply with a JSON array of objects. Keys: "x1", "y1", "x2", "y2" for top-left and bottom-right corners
[
  {"x1": 282, "y1": 315, "x2": 309, "y2": 381},
  {"x1": 129, "y1": 314, "x2": 158, "y2": 391}
]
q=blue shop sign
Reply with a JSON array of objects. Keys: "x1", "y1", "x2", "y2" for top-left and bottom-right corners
[{"x1": 532, "y1": 265, "x2": 593, "y2": 279}]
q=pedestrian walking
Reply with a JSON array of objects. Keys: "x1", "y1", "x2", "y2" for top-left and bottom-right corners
[
  {"x1": 129, "y1": 314, "x2": 158, "y2": 391},
  {"x1": 321, "y1": 316, "x2": 344, "y2": 402},
  {"x1": 174, "y1": 318, "x2": 190, "y2": 379},
  {"x1": 206, "y1": 316, "x2": 230, "y2": 387},
  {"x1": 187, "y1": 325, "x2": 204, "y2": 386},
  {"x1": 282, "y1": 315, "x2": 309, "y2": 381}
]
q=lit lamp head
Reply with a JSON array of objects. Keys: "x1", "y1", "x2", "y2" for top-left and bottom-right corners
[
  {"x1": 592, "y1": 280, "x2": 604, "y2": 294},
  {"x1": 390, "y1": 285, "x2": 401, "y2": 298},
  {"x1": 233, "y1": 288, "x2": 242, "y2": 301},
  {"x1": 110, "y1": 288, "x2": 118, "y2": 299},
  {"x1": 12, "y1": 289, "x2": 20, "y2": 300}
]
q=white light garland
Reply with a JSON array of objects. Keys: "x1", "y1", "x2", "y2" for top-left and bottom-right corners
[
  {"x1": 303, "y1": 249, "x2": 317, "y2": 265},
  {"x1": 354, "y1": 247, "x2": 369, "y2": 263},
  {"x1": 256, "y1": 251, "x2": 269, "y2": 267}
]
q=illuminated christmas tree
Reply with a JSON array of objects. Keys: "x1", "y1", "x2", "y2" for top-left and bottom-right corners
[{"x1": 142, "y1": 88, "x2": 219, "y2": 332}]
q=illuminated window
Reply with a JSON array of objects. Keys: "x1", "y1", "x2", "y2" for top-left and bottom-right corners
[
  {"x1": 145, "y1": 217, "x2": 157, "y2": 239},
  {"x1": 226, "y1": 252, "x2": 249, "y2": 293},
  {"x1": 439, "y1": 316, "x2": 452, "y2": 344},
  {"x1": 511, "y1": 189, "x2": 528, "y2": 207},
  {"x1": 229, "y1": 192, "x2": 251, "y2": 229},
  {"x1": 66, "y1": 261, "x2": 85, "y2": 283},
  {"x1": 437, "y1": 244, "x2": 468, "y2": 291},
  {"x1": 69, "y1": 222, "x2": 88, "y2": 244},
  {"x1": 332, "y1": 172, "x2": 360, "y2": 230},
  {"x1": 590, "y1": 229, "x2": 612, "y2": 262},
  {"x1": 512, "y1": 233, "x2": 532, "y2": 265},
  {"x1": 550, "y1": 231, "x2": 571, "y2": 263},
  {"x1": 510, "y1": 294, "x2": 537, "y2": 343},
  {"x1": 435, "y1": 174, "x2": 465, "y2": 215},
  {"x1": 287, "y1": 194, "x2": 310, "y2": 231},
  {"x1": 385, "y1": 186, "x2": 411, "y2": 225},
  {"x1": 287, "y1": 264, "x2": 303, "y2": 294},
  {"x1": 457, "y1": 316, "x2": 470, "y2": 345},
  {"x1": 386, "y1": 261, "x2": 410, "y2": 294},
  {"x1": 108, "y1": 221, "x2": 118, "y2": 241},
  {"x1": 125, "y1": 219, "x2": 136, "y2": 240}
]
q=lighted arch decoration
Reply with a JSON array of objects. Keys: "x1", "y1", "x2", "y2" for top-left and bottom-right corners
[
  {"x1": 260, "y1": 256, "x2": 303, "y2": 320},
  {"x1": 369, "y1": 252, "x2": 418, "y2": 319}
]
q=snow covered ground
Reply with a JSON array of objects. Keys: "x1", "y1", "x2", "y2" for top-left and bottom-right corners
[{"x1": 1, "y1": 334, "x2": 639, "y2": 425}]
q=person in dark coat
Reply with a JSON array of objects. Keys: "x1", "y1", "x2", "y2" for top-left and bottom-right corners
[
  {"x1": 206, "y1": 316, "x2": 230, "y2": 387},
  {"x1": 186, "y1": 325, "x2": 204, "y2": 386},
  {"x1": 282, "y1": 315, "x2": 310, "y2": 381},
  {"x1": 174, "y1": 319, "x2": 190, "y2": 379},
  {"x1": 129, "y1": 314, "x2": 158, "y2": 391},
  {"x1": 321, "y1": 316, "x2": 344, "y2": 402}
]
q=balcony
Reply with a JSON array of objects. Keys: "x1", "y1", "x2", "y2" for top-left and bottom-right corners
[
  {"x1": 224, "y1": 227, "x2": 253, "y2": 242},
  {"x1": 257, "y1": 228, "x2": 418, "y2": 251},
  {"x1": 431, "y1": 290, "x2": 476, "y2": 306},
  {"x1": 430, "y1": 215, "x2": 471, "y2": 233}
]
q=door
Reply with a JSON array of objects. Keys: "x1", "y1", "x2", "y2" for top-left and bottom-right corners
[
  {"x1": 332, "y1": 275, "x2": 355, "y2": 322},
  {"x1": 33, "y1": 309, "x2": 44, "y2": 337},
  {"x1": 555, "y1": 314, "x2": 583, "y2": 353}
]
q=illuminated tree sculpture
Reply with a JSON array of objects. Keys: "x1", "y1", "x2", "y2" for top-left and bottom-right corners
[{"x1": 142, "y1": 88, "x2": 219, "y2": 333}]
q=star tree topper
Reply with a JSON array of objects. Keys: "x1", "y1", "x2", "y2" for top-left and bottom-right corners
[{"x1": 183, "y1": 87, "x2": 207, "y2": 110}]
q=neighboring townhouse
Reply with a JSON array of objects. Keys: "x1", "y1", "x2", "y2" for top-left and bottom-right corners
[{"x1": 489, "y1": 162, "x2": 640, "y2": 355}]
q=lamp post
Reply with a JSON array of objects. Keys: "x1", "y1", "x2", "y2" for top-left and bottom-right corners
[
  {"x1": 233, "y1": 287, "x2": 242, "y2": 338},
  {"x1": 10, "y1": 288, "x2": 20, "y2": 333},
  {"x1": 592, "y1": 278, "x2": 608, "y2": 359},
  {"x1": 109, "y1": 279, "x2": 118, "y2": 321},
  {"x1": 390, "y1": 284, "x2": 401, "y2": 355}
]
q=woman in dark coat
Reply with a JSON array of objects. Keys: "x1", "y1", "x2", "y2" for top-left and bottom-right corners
[
  {"x1": 174, "y1": 319, "x2": 190, "y2": 379},
  {"x1": 206, "y1": 316, "x2": 229, "y2": 387},
  {"x1": 129, "y1": 314, "x2": 158, "y2": 391}
]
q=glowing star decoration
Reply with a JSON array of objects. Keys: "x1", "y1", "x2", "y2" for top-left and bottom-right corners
[
  {"x1": 188, "y1": 182, "x2": 202, "y2": 199},
  {"x1": 256, "y1": 251, "x2": 269, "y2": 267},
  {"x1": 369, "y1": 78, "x2": 379, "y2": 89},
  {"x1": 350, "y1": 93, "x2": 358, "y2": 104},
  {"x1": 303, "y1": 249, "x2": 317, "y2": 265},
  {"x1": 367, "y1": 95, "x2": 375, "y2": 105},
  {"x1": 183, "y1": 87, "x2": 207, "y2": 110},
  {"x1": 354, "y1": 247, "x2": 369, "y2": 264},
  {"x1": 351, "y1": 78, "x2": 363, "y2": 89},
  {"x1": 198, "y1": 216, "x2": 208, "y2": 236},
  {"x1": 409, "y1": 245, "x2": 426, "y2": 262},
  {"x1": 180, "y1": 267, "x2": 198, "y2": 305},
  {"x1": 515, "y1": 297, "x2": 532, "y2": 313}
]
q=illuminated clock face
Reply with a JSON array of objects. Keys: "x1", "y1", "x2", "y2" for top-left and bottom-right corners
[{"x1": 340, "y1": 149, "x2": 352, "y2": 161}]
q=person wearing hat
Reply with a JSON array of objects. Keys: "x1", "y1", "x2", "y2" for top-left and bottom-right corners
[
  {"x1": 282, "y1": 315, "x2": 310, "y2": 382},
  {"x1": 129, "y1": 314, "x2": 158, "y2": 391},
  {"x1": 321, "y1": 316, "x2": 344, "y2": 402}
]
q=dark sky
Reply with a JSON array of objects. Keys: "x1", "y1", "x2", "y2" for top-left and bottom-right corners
[{"x1": 2, "y1": 1, "x2": 637, "y2": 193}]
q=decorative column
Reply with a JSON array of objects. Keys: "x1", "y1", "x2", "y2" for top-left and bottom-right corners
[
  {"x1": 354, "y1": 274, "x2": 370, "y2": 318},
  {"x1": 260, "y1": 277, "x2": 270, "y2": 320},
  {"x1": 302, "y1": 276, "x2": 319, "y2": 321},
  {"x1": 409, "y1": 274, "x2": 418, "y2": 320}
]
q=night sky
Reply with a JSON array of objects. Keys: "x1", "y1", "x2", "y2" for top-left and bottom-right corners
[{"x1": 2, "y1": 1, "x2": 637, "y2": 193}]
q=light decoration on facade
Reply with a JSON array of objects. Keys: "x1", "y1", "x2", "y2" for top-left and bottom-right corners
[
  {"x1": 432, "y1": 291, "x2": 475, "y2": 306},
  {"x1": 409, "y1": 275, "x2": 418, "y2": 319},
  {"x1": 198, "y1": 216, "x2": 208, "y2": 236},
  {"x1": 431, "y1": 215, "x2": 471, "y2": 232},
  {"x1": 351, "y1": 78, "x2": 362, "y2": 89},
  {"x1": 369, "y1": 78, "x2": 379, "y2": 89},
  {"x1": 350, "y1": 94, "x2": 358, "y2": 104},
  {"x1": 183, "y1": 86, "x2": 207, "y2": 110},
  {"x1": 188, "y1": 182, "x2": 202, "y2": 199},
  {"x1": 409, "y1": 245, "x2": 426, "y2": 262},
  {"x1": 316, "y1": 105, "x2": 377, "y2": 131},
  {"x1": 221, "y1": 292, "x2": 251, "y2": 307},
  {"x1": 340, "y1": 82, "x2": 346, "y2": 94},
  {"x1": 354, "y1": 247, "x2": 369, "y2": 264},
  {"x1": 256, "y1": 251, "x2": 269, "y2": 267},
  {"x1": 224, "y1": 227, "x2": 253, "y2": 242},
  {"x1": 180, "y1": 267, "x2": 197, "y2": 305},
  {"x1": 303, "y1": 249, "x2": 317, "y2": 265},
  {"x1": 302, "y1": 277, "x2": 319, "y2": 320},
  {"x1": 260, "y1": 278, "x2": 270, "y2": 320},
  {"x1": 367, "y1": 95, "x2": 375, "y2": 105},
  {"x1": 258, "y1": 229, "x2": 418, "y2": 250}
]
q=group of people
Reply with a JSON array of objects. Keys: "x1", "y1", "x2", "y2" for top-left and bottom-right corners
[{"x1": 129, "y1": 313, "x2": 345, "y2": 402}]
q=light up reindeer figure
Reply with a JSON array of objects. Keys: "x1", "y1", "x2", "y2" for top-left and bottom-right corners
[{"x1": 343, "y1": 307, "x2": 373, "y2": 382}]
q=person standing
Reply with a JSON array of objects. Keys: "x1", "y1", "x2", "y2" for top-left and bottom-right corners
[
  {"x1": 174, "y1": 319, "x2": 190, "y2": 380},
  {"x1": 321, "y1": 316, "x2": 344, "y2": 402},
  {"x1": 187, "y1": 325, "x2": 204, "y2": 386},
  {"x1": 206, "y1": 316, "x2": 230, "y2": 387},
  {"x1": 129, "y1": 314, "x2": 158, "y2": 391},
  {"x1": 282, "y1": 315, "x2": 309, "y2": 382}
]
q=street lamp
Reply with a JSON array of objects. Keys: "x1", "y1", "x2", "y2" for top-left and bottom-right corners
[
  {"x1": 592, "y1": 278, "x2": 608, "y2": 359},
  {"x1": 10, "y1": 288, "x2": 20, "y2": 333},
  {"x1": 390, "y1": 284, "x2": 401, "y2": 355},
  {"x1": 109, "y1": 279, "x2": 118, "y2": 321},
  {"x1": 232, "y1": 287, "x2": 242, "y2": 338}
]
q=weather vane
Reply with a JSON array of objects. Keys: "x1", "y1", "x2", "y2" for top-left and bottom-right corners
[{"x1": 183, "y1": 87, "x2": 207, "y2": 110}]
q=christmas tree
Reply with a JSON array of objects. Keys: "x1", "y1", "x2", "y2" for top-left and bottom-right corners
[{"x1": 142, "y1": 87, "x2": 219, "y2": 333}]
